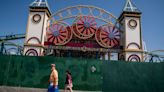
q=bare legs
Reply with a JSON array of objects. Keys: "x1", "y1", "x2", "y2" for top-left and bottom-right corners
[{"x1": 64, "y1": 86, "x2": 73, "y2": 92}]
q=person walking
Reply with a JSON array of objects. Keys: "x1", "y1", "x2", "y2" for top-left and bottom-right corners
[
  {"x1": 64, "y1": 70, "x2": 73, "y2": 92},
  {"x1": 48, "y1": 64, "x2": 59, "y2": 92}
]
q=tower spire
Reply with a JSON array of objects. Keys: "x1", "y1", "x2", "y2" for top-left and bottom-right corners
[
  {"x1": 29, "y1": 0, "x2": 51, "y2": 16},
  {"x1": 123, "y1": 0, "x2": 140, "y2": 12},
  {"x1": 30, "y1": 0, "x2": 50, "y2": 8}
]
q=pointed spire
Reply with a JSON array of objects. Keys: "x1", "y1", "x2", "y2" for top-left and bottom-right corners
[
  {"x1": 29, "y1": 0, "x2": 52, "y2": 17},
  {"x1": 30, "y1": 0, "x2": 50, "y2": 8},
  {"x1": 123, "y1": 0, "x2": 140, "y2": 12}
]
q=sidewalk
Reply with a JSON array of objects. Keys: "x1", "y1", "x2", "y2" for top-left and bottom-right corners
[{"x1": 0, "y1": 86, "x2": 101, "y2": 92}]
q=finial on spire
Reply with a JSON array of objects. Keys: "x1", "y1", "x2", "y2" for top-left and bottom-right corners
[
  {"x1": 30, "y1": 0, "x2": 49, "y2": 8},
  {"x1": 123, "y1": 0, "x2": 140, "y2": 12},
  {"x1": 29, "y1": 0, "x2": 52, "y2": 16}
]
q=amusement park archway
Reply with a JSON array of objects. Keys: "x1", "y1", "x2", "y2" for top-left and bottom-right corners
[{"x1": 44, "y1": 5, "x2": 121, "y2": 59}]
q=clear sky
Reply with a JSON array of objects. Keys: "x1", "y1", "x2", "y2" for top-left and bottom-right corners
[{"x1": 0, "y1": 0, "x2": 163, "y2": 51}]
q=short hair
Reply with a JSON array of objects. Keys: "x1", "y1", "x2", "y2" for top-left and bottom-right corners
[
  {"x1": 66, "y1": 70, "x2": 71, "y2": 74},
  {"x1": 51, "y1": 64, "x2": 55, "y2": 67}
]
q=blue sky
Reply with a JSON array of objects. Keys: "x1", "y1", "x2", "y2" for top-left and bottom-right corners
[{"x1": 0, "y1": 0, "x2": 164, "y2": 51}]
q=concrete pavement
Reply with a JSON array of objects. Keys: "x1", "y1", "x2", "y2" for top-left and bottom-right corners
[{"x1": 0, "y1": 86, "x2": 101, "y2": 92}]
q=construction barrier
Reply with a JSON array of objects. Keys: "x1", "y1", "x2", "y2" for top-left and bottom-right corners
[
  {"x1": 102, "y1": 61, "x2": 164, "y2": 92},
  {"x1": 0, "y1": 55, "x2": 102, "y2": 91},
  {"x1": 0, "y1": 55, "x2": 164, "y2": 92}
]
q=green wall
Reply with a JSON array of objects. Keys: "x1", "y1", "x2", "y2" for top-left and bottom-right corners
[
  {"x1": 102, "y1": 61, "x2": 164, "y2": 92},
  {"x1": 0, "y1": 55, "x2": 102, "y2": 91},
  {"x1": 0, "y1": 55, "x2": 164, "y2": 92}
]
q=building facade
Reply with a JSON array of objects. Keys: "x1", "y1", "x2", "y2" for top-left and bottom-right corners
[{"x1": 23, "y1": 0, "x2": 143, "y2": 61}]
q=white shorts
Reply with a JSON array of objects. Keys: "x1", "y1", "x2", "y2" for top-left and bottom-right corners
[{"x1": 65, "y1": 83, "x2": 73, "y2": 88}]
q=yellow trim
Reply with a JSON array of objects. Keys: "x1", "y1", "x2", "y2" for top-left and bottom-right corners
[
  {"x1": 24, "y1": 43, "x2": 44, "y2": 48},
  {"x1": 30, "y1": 9, "x2": 51, "y2": 18},
  {"x1": 123, "y1": 14, "x2": 141, "y2": 17},
  {"x1": 124, "y1": 49, "x2": 143, "y2": 52},
  {"x1": 139, "y1": 17, "x2": 144, "y2": 61},
  {"x1": 124, "y1": 19, "x2": 127, "y2": 59},
  {"x1": 24, "y1": 8, "x2": 50, "y2": 54},
  {"x1": 118, "y1": 12, "x2": 141, "y2": 22},
  {"x1": 118, "y1": 12, "x2": 144, "y2": 61}
]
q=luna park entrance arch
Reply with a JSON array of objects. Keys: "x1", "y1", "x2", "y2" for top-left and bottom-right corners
[{"x1": 44, "y1": 5, "x2": 122, "y2": 60}]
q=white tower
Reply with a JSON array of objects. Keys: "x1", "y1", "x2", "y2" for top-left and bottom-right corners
[
  {"x1": 23, "y1": 0, "x2": 51, "y2": 56},
  {"x1": 118, "y1": 0, "x2": 143, "y2": 61}
]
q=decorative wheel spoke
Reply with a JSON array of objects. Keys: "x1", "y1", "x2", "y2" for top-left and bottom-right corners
[
  {"x1": 95, "y1": 25, "x2": 120, "y2": 48},
  {"x1": 53, "y1": 38, "x2": 57, "y2": 44},
  {"x1": 46, "y1": 22, "x2": 72, "y2": 45},
  {"x1": 49, "y1": 36, "x2": 54, "y2": 42},
  {"x1": 73, "y1": 15, "x2": 97, "y2": 39}
]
